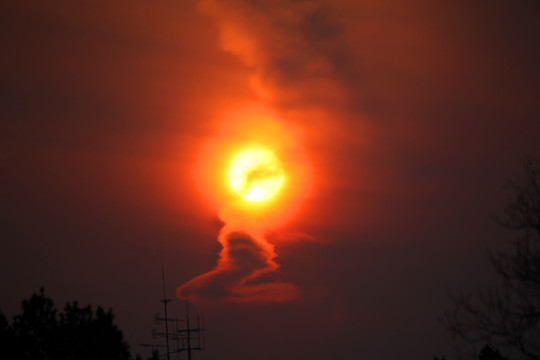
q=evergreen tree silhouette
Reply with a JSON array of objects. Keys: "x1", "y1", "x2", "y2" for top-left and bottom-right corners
[
  {"x1": 11, "y1": 287, "x2": 59, "y2": 359},
  {"x1": 1, "y1": 288, "x2": 135, "y2": 360},
  {"x1": 0, "y1": 309, "x2": 14, "y2": 359}
]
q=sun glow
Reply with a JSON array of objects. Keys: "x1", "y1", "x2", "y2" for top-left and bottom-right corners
[
  {"x1": 192, "y1": 106, "x2": 313, "y2": 228},
  {"x1": 229, "y1": 148, "x2": 284, "y2": 202}
]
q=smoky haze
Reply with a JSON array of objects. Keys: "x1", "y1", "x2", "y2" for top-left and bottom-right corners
[{"x1": 2, "y1": 1, "x2": 540, "y2": 360}]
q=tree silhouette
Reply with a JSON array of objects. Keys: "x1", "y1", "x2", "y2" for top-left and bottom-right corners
[
  {"x1": 479, "y1": 345, "x2": 508, "y2": 360},
  {"x1": 56, "y1": 301, "x2": 131, "y2": 360},
  {"x1": 0, "y1": 309, "x2": 14, "y2": 360},
  {"x1": 443, "y1": 157, "x2": 540, "y2": 360},
  {"x1": 135, "y1": 350, "x2": 159, "y2": 360},
  {"x1": 12, "y1": 287, "x2": 59, "y2": 359},
  {"x1": 0, "y1": 288, "x2": 156, "y2": 360}
]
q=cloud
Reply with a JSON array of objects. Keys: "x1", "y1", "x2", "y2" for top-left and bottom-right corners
[
  {"x1": 198, "y1": 0, "x2": 350, "y2": 111},
  {"x1": 177, "y1": 230, "x2": 299, "y2": 304}
]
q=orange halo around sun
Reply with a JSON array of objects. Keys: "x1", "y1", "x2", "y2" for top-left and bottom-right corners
[{"x1": 193, "y1": 105, "x2": 314, "y2": 229}]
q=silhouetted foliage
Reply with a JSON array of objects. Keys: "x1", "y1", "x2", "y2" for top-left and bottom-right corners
[
  {"x1": 0, "y1": 309, "x2": 14, "y2": 360},
  {"x1": 135, "y1": 350, "x2": 160, "y2": 360},
  {"x1": 12, "y1": 287, "x2": 59, "y2": 359},
  {"x1": 479, "y1": 345, "x2": 508, "y2": 360},
  {"x1": 0, "y1": 287, "x2": 139, "y2": 360},
  {"x1": 434, "y1": 345, "x2": 509, "y2": 360},
  {"x1": 56, "y1": 301, "x2": 131, "y2": 360},
  {"x1": 443, "y1": 157, "x2": 540, "y2": 360}
]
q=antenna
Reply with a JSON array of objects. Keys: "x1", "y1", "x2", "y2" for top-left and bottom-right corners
[
  {"x1": 141, "y1": 266, "x2": 206, "y2": 360},
  {"x1": 175, "y1": 295, "x2": 205, "y2": 360},
  {"x1": 161, "y1": 265, "x2": 171, "y2": 360}
]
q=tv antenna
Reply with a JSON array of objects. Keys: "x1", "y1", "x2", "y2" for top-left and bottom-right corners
[{"x1": 141, "y1": 265, "x2": 206, "y2": 360}]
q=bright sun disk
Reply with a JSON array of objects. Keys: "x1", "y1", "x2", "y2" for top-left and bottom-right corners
[{"x1": 229, "y1": 148, "x2": 284, "y2": 202}]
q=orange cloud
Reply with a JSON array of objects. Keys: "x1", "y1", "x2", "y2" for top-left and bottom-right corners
[
  {"x1": 177, "y1": 230, "x2": 299, "y2": 304},
  {"x1": 198, "y1": 0, "x2": 349, "y2": 110}
]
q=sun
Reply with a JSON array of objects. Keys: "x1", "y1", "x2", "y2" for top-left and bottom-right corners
[{"x1": 229, "y1": 148, "x2": 285, "y2": 202}]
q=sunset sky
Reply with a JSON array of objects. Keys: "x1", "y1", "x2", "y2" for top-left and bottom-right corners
[{"x1": 2, "y1": 1, "x2": 540, "y2": 359}]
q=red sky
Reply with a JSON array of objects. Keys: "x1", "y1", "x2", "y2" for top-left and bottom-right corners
[{"x1": 2, "y1": 1, "x2": 540, "y2": 359}]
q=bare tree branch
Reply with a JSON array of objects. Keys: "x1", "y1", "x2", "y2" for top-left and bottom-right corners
[{"x1": 443, "y1": 157, "x2": 540, "y2": 360}]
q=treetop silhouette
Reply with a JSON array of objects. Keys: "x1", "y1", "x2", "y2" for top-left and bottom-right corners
[{"x1": 0, "y1": 287, "x2": 156, "y2": 360}]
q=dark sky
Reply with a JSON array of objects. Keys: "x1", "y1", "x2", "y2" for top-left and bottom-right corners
[{"x1": 2, "y1": 1, "x2": 540, "y2": 359}]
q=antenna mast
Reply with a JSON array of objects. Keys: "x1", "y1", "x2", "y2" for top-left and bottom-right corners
[
  {"x1": 141, "y1": 266, "x2": 206, "y2": 360},
  {"x1": 161, "y1": 265, "x2": 171, "y2": 360}
]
